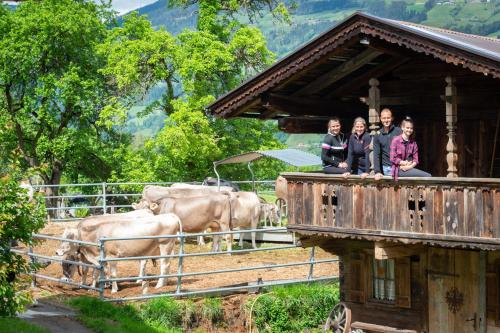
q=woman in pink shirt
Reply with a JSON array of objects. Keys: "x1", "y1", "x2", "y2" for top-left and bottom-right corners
[{"x1": 389, "y1": 117, "x2": 431, "y2": 180}]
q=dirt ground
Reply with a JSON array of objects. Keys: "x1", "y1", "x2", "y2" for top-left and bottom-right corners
[{"x1": 25, "y1": 222, "x2": 339, "y2": 302}]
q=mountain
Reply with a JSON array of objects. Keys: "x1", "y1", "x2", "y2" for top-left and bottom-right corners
[{"x1": 127, "y1": 0, "x2": 500, "y2": 58}]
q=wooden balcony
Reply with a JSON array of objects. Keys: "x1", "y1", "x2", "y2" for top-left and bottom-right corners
[{"x1": 282, "y1": 173, "x2": 500, "y2": 250}]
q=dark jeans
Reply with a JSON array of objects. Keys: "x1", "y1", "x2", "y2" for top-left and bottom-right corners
[
  {"x1": 398, "y1": 168, "x2": 431, "y2": 177},
  {"x1": 323, "y1": 166, "x2": 348, "y2": 174}
]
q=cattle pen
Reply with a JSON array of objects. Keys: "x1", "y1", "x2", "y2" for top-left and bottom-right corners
[{"x1": 14, "y1": 181, "x2": 339, "y2": 302}]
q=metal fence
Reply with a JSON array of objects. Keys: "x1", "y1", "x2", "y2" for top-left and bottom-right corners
[
  {"x1": 34, "y1": 180, "x2": 276, "y2": 221},
  {"x1": 16, "y1": 228, "x2": 338, "y2": 302}
]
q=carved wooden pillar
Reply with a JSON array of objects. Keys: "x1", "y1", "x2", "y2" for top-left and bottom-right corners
[
  {"x1": 368, "y1": 78, "x2": 380, "y2": 173},
  {"x1": 445, "y1": 76, "x2": 458, "y2": 178}
]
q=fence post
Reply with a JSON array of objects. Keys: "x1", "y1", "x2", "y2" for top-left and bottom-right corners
[
  {"x1": 98, "y1": 239, "x2": 106, "y2": 300},
  {"x1": 28, "y1": 245, "x2": 36, "y2": 288},
  {"x1": 176, "y1": 234, "x2": 184, "y2": 295},
  {"x1": 102, "y1": 182, "x2": 107, "y2": 215},
  {"x1": 308, "y1": 246, "x2": 316, "y2": 281}
]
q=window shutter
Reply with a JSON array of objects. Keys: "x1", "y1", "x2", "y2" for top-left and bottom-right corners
[
  {"x1": 347, "y1": 253, "x2": 366, "y2": 303},
  {"x1": 395, "y1": 257, "x2": 411, "y2": 308}
]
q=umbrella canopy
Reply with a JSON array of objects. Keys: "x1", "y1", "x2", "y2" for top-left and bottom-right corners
[{"x1": 214, "y1": 148, "x2": 321, "y2": 167}]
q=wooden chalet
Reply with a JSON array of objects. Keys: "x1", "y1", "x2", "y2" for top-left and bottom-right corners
[{"x1": 208, "y1": 12, "x2": 500, "y2": 333}]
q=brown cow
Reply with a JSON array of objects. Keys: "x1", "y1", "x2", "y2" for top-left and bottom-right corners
[
  {"x1": 57, "y1": 213, "x2": 181, "y2": 294},
  {"x1": 151, "y1": 193, "x2": 232, "y2": 252}
]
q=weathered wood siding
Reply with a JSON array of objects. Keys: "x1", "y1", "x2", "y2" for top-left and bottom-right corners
[{"x1": 284, "y1": 173, "x2": 500, "y2": 249}]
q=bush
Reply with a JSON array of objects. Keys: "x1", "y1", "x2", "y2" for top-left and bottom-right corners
[
  {"x1": 0, "y1": 173, "x2": 46, "y2": 316},
  {"x1": 247, "y1": 282, "x2": 340, "y2": 333},
  {"x1": 140, "y1": 297, "x2": 183, "y2": 331}
]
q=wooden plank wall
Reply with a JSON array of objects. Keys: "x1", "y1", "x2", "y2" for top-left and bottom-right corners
[{"x1": 288, "y1": 179, "x2": 500, "y2": 241}]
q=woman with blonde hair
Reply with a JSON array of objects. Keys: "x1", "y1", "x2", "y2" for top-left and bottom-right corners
[{"x1": 343, "y1": 117, "x2": 371, "y2": 178}]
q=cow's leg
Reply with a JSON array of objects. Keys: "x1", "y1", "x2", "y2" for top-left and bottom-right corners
[
  {"x1": 238, "y1": 231, "x2": 244, "y2": 247},
  {"x1": 155, "y1": 243, "x2": 174, "y2": 289},
  {"x1": 212, "y1": 234, "x2": 221, "y2": 252},
  {"x1": 81, "y1": 266, "x2": 89, "y2": 286},
  {"x1": 251, "y1": 231, "x2": 257, "y2": 249},
  {"x1": 197, "y1": 235, "x2": 205, "y2": 245},
  {"x1": 252, "y1": 218, "x2": 258, "y2": 249},
  {"x1": 225, "y1": 230, "x2": 232, "y2": 254},
  {"x1": 110, "y1": 262, "x2": 119, "y2": 293},
  {"x1": 137, "y1": 260, "x2": 147, "y2": 284}
]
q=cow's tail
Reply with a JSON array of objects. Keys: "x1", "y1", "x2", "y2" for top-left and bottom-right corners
[
  {"x1": 175, "y1": 214, "x2": 183, "y2": 236},
  {"x1": 258, "y1": 196, "x2": 268, "y2": 204}
]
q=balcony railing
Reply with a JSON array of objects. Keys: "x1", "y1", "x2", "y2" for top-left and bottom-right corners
[{"x1": 282, "y1": 173, "x2": 500, "y2": 249}]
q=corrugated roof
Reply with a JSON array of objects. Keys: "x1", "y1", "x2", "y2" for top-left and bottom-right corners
[{"x1": 214, "y1": 149, "x2": 322, "y2": 167}]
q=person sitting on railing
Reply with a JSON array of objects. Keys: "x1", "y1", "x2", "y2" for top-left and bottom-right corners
[
  {"x1": 374, "y1": 108, "x2": 402, "y2": 180},
  {"x1": 389, "y1": 117, "x2": 431, "y2": 181},
  {"x1": 343, "y1": 117, "x2": 370, "y2": 179},
  {"x1": 321, "y1": 117, "x2": 348, "y2": 174}
]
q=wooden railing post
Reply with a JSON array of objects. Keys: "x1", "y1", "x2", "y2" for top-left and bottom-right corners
[
  {"x1": 368, "y1": 78, "x2": 380, "y2": 174},
  {"x1": 445, "y1": 76, "x2": 458, "y2": 178}
]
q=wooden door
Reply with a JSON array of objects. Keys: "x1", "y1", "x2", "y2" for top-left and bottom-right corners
[{"x1": 428, "y1": 248, "x2": 480, "y2": 333}]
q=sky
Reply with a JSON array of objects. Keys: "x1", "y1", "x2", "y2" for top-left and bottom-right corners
[
  {"x1": 109, "y1": 0, "x2": 158, "y2": 14},
  {"x1": 2, "y1": 0, "x2": 159, "y2": 15}
]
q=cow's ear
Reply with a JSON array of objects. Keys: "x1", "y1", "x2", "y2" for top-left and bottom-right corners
[{"x1": 131, "y1": 202, "x2": 138, "y2": 210}]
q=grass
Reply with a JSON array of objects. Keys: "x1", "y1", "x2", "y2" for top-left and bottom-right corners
[
  {"x1": 247, "y1": 282, "x2": 340, "y2": 333},
  {"x1": 68, "y1": 296, "x2": 226, "y2": 333},
  {"x1": 0, "y1": 318, "x2": 51, "y2": 333},
  {"x1": 68, "y1": 296, "x2": 181, "y2": 333}
]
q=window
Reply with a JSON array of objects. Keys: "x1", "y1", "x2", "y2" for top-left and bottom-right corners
[{"x1": 372, "y1": 258, "x2": 396, "y2": 302}]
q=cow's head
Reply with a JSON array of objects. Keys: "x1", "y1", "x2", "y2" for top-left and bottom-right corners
[
  {"x1": 132, "y1": 198, "x2": 150, "y2": 210},
  {"x1": 61, "y1": 253, "x2": 80, "y2": 281},
  {"x1": 56, "y1": 228, "x2": 79, "y2": 256},
  {"x1": 149, "y1": 202, "x2": 160, "y2": 214}
]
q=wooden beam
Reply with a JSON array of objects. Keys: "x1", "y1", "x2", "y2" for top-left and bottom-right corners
[
  {"x1": 295, "y1": 48, "x2": 383, "y2": 96},
  {"x1": 278, "y1": 117, "x2": 329, "y2": 133},
  {"x1": 262, "y1": 93, "x2": 365, "y2": 117},
  {"x1": 327, "y1": 57, "x2": 410, "y2": 98},
  {"x1": 393, "y1": 62, "x2": 472, "y2": 79},
  {"x1": 374, "y1": 242, "x2": 425, "y2": 260}
]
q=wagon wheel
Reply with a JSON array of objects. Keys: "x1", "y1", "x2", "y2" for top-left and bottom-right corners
[{"x1": 324, "y1": 302, "x2": 351, "y2": 333}]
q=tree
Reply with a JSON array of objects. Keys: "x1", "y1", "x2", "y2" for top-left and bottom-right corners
[
  {"x1": 0, "y1": 1, "x2": 127, "y2": 197},
  {"x1": 0, "y1": 164, "x2": 45, "y2": 316},
  {"x1": 104, "y1": 8, "x2": 284, "y2": 183}
]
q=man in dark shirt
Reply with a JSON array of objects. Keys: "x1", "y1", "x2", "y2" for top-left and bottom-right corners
[{"x1": 373, "y1": 108, "x2": 402, "y2": 180}]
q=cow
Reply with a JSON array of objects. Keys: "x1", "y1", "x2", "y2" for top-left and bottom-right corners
[
  {"x1": 57, "y1": 213, "x2": 182, "y2": 294},
  {"x1": 260, "y1": 202, "x2": 280, "y2": 227},
  {"x1": 202, "y1": 177, "x2": 240, "y2": 192},
  {"x1": 275, "y1": 175, "x2": 287, "y2": 217},
  {"x1": 226, "y1": 191, "x2": 261, "y2": 249},
  {"x1": 150, "y1": 193, "x2": 233, "y2": 252},
  {"x1": 58, "y1": 209, "x2": 156, "y2": 287}
]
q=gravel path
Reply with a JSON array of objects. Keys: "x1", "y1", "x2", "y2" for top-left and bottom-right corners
[{"x1": 19, "y1": 300, "x2": 93, "y2": 333}]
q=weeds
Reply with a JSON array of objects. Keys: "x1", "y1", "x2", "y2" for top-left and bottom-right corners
[
  {"x1": 200, "y1": 298, "x2": 224, "y2": 327},
  {"x1": 247, "y1": 282, "x2": 339, "y2": 333}
]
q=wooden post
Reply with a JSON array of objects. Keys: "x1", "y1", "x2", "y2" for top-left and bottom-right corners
[
  {"x1": 368, "y1": 78, "x2": 380, "y2": 173},
  {"x1": 445, "y1": 76, "x2": 458, "y2": 178}
]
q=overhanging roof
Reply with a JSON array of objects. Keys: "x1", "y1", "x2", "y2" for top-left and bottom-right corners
[
  {"x1": 214, "y1": 149, "x2": 321, "y2": 167},
  {"x1": 208, "y1": 12, "x2": 500, "y2": 119}
]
